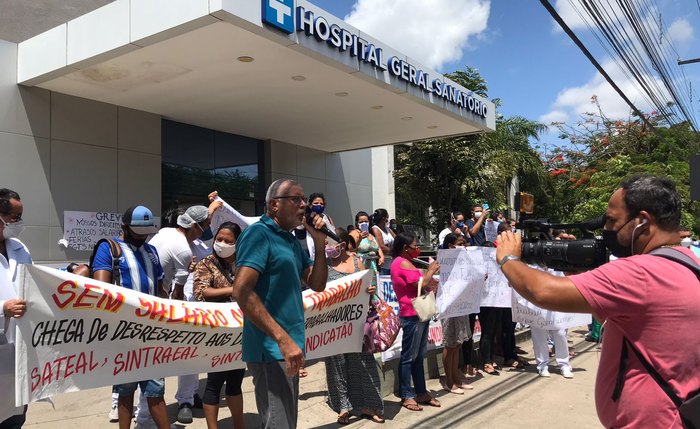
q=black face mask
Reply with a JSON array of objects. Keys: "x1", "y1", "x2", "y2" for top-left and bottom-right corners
[
  {"x1": 601, "y1": 218, "x2": 635, "y2": 258},
  {"x1": 124, "y1": 228, "x2": 147, "y2": 248}
]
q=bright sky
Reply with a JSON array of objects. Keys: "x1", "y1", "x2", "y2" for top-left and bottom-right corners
[{"x1": 308, "y1": 0, "x2": 700, "y2": 144}]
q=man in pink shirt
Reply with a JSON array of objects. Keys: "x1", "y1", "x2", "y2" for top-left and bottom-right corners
[{"x1": 495, "y1": 175, "x2": 700, "y2": 429}]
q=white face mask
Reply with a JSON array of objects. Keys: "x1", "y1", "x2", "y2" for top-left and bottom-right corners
[
  {"x1": 214, "y1": 241, "x2": 236, "y2": 258},
  {"x1": 2, "y1": 218, "x2": 25, "y2": 240},
  {"x1": 681, "y1": 237, "x2": 693, "y2": 248},
  {"x1": 474, "y1": 212, "x2": 482, "y2": 219}
]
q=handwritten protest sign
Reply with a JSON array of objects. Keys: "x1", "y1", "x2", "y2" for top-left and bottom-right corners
[
  {"x1": 510, "y1": 267, "x2": 591, "y2": 329},
  {"x1": 376, "y1": 275, "x2": 443, "y2": 362},
  {"x1": 480, "y1": 248, "x2": 512, "y2": 308},
  {"x1": 484, "y1": 220, "x2": 499, "y2": 242},
  {"x1": 62, "y1": 211, "x2": 160, "y2": 251},
  {"x1": 14, "y1": 265, "x2": 371, "y2": 406},
  {"x1": 436, "y1": 248, "x2": 486, "y2": 319}
]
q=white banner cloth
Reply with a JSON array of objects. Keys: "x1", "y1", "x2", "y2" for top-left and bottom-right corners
[
  {"x1": 14, "y1": 265, "x2": 371, "y2": 405},
  {"x1": 436, "y1": 248, "x2": 486, "y2": 319},
  {"x1": 510, "y1": 267, "x2": 591, "y2": 329},
  {"x1": 480, "y1": 248, "x2": 512, "y2": 308}
]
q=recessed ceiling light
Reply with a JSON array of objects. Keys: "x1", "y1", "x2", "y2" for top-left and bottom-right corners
[
  {"x1": 237, "y1": 56, "x2": 254, "y2": 63},
  {"x1": 427, "y1": 125, "x2": 438, "y2": 129},
  {"x1": 335, "y1": 91, "x2": 349, "y2": 97},
  {"x1": 371, "y1": 105, "x2": 383, "y2": 110},
  {"x1": 401, "y1": 116, "x2": 413, "y2": 121},
  {"x1": 291, "y1": 75, "x2": 306, "y2": 81}
]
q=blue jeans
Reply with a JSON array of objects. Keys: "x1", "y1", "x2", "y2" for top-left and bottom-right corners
[
  {"x1": 399, "y1": 316, "x2": 430, "y2": 400},
  {"x1": 113, "y1": 378, "x2": 165, "y2": 397}
]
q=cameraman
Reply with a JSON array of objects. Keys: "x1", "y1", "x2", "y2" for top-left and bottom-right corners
[{"x1": 495, "y1": 175, "x2": 700, "y2": 429}]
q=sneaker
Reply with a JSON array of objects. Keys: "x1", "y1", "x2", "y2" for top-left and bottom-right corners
[
  {"x1": 193, "y1": 392, "x2": 204, "y2": 409},
  {"x1": 177, "y1": 403, "x2": 193, "y2": 424},
  {"x1": 108, "y1": 404, "x2": 119, "y2": 422},
  {"x1": 561, "y1": 367, "x2": 574, "y2": 379},
  {"x1": 539, "y1": 368, "x2": 551, "y2": 377}
]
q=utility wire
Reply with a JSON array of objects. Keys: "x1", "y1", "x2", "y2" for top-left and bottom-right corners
[{"x1": 540, "y1": 0, "x2": 658, "y2": 132}]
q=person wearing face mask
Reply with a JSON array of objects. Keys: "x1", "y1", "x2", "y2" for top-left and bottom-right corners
[
  {"x1": 92, "y1": 206, "x2": 173, "y2": 429},
  {"x1": 349, "y1": 211, "x2": 384, "y2": 284},
  {"x1": 148, "y1": 202, "x2": 221, "y2": 424},
  {"x1": 391, "y1": 232, "x2": 441, "y2": 411},
  {"x1": 438, "y1": 212, "x2": 470, "y2": 247},
  {"x1": 439, "y1": 234, "x2": 474, "y2": 394},
  {"x1": 192, "y1": 222, "x2": 246, "y2": 429},
  {"x1": 293, "y1": 193, "x2": 336, "y2": 263},
  {"x1": 496, "y1": 175, "x2": 700, "y2": 429},
  {"x1": 323, "y1": 228, "x2": 385, "y2": 425},
  {"x1": 0, "y1": 189, "x2": 31, "y2": 428},
  {"x1": 466, "y1": 204, "x2": 490, "y2": 246}
]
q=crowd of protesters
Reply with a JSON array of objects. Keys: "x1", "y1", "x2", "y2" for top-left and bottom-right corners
[{"x1": 2, "y1": 174, "x2": 699, "y2": 429}]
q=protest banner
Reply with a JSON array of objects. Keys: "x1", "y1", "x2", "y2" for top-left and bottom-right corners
[
  {"x1": 376, "y1": 275, "x2": 443, "y2": 362},
  {"x1": 62, "y1": 211, "x2": 160, "y2": 251},
  {"x1": 480, "y1": 248, "x2": 512, "y2": 308},
  {"x1": 14, "y1": 265, "x2": 371, "y2": 406},
  {"x1": 209, "y1": 197, "x2": 259, "y2": 233},
  {"x1": 436, "y1": 248, "x2": 487, "y2": 319},
  {"x1": 510, "y1": 267, "x2": 591, "y2": 329}
]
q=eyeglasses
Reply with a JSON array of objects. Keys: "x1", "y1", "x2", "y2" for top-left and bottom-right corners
[
  {"x1": 0, "y1": 213, "x2": 22, "y2": 224},
  {"x1": 273, "y1": 195, "x2": 308, "y2": 205}
]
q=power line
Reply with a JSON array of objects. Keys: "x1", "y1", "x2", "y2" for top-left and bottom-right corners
[
  {"x1": 539, "y1": 0, "x2": 658, "y2": 132},
  {"x1": 558, "y1": 0, "x2": 698, "y2": 130}
]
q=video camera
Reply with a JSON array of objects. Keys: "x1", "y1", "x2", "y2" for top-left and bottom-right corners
[
  {"x1": 517, "y1": 216, "x2": 607, "y2": 271},
  {"x1": 515, "y1": 192, "x2": 607, "y2": 272}
]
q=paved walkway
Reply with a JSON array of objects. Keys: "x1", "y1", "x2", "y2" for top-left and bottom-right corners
[{"x1": 24, "y1": 328, "x2": 599, "y2": 429}]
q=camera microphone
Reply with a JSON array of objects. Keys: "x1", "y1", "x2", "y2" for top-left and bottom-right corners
[{"x1": 305, "y1": 207, "x2": 341, "y2": 243}]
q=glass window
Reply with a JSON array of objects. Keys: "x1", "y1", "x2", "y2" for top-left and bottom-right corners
[{"x1": 162, "y1": 120, "x2": 265, "y2": 220}]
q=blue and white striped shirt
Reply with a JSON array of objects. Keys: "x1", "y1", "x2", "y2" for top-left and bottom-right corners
[{"x1": 92, "y1": 238, "x2": 164, "y2": 296}]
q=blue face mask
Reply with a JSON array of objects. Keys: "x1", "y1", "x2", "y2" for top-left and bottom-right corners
[
  {"x1": 311, "y1": 204, "x2": 325, "y2": 215},
  {"x1": 455, "y1": 221, "x2": 465, "y2": 228},
  {"x1": 200, "y1": 227, "x2": 214, "y2": 241}
]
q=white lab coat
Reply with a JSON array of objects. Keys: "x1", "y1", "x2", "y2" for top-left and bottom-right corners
[{"x1": 0, "y1": 238, "x2": 32, "y2": 422}]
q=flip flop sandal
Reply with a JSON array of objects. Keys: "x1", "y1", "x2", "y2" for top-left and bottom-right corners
[
  {"x1": 417, "y1": 397, "x2": 441, "y2": 407},
  {"x1": 361, "y1": 413, "x2": 386, "y2": 424},
  {"x1": 337, "y1": 413, "x2": 350, "y2": 425},
  {"x1": 402, "y1": 401, "x2": 423, "y2": 412}
]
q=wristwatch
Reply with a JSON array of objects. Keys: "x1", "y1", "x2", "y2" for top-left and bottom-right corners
[{"x1": 499, "y1": 255, "x2": 520, "y2": 268}]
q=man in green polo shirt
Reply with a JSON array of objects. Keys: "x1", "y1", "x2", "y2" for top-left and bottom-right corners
[{"x1": 232, "y1": 178, "x2": 328, "y2": 429}]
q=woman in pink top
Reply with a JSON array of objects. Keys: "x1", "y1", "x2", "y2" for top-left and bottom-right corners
[{"x1": 390, "y1": 232, "x2": 440, "y2": 411}]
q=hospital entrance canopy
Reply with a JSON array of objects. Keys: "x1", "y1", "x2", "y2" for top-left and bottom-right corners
[{"x1": 18, "y1": 0, "x2": 496, "y2": 152}]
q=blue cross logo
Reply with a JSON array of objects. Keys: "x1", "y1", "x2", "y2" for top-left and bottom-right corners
[{"x1": 262, "y1": 0, "x2": 294, "y2": 33}]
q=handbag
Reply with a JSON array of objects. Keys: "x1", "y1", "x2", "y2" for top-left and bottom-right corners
[
  {"x1": 411, "y1": 277, "x2": 437, "y2": 322},
  {"x1": 362, "y1": 294, "x2": 400, "y2": 353}
]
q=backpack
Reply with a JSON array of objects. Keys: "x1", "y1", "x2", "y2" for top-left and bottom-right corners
[
  {"x1": 88, "y1": 238, "x2": 123, "y2": 285},
  {"x1": 612, "y1": 247, "x2": 700, "y2": 429}
]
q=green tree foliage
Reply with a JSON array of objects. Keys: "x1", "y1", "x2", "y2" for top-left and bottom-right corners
[
  {"x1": 543, "y1": 96, "x2": 700, "y2": 234},
  {"x1": 394, "y1": 67, "x2": 550, "y2": 238}
]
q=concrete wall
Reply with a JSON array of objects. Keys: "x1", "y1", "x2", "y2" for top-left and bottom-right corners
[
  {"x1": 0, "y1": 39, "x2": 161, "y2": 263},
  {"x1": 268, "y1": 140, "x2": 376, "y2": 230}
]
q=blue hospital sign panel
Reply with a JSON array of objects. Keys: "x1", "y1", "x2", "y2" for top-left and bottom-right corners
[{"x1": 262, "y1": 0, "x2": 294, "y2": 33}]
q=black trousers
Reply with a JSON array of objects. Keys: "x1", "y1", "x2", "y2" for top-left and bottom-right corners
[
  {"x1": 461, "y1": 313, "x2": 478, "y2": 365},
  {"x1": 478, "y1": 307, "x2": 500, "y2": 365},
  {"x1": 0, "y1": 406, "x2": 27, "y2": 429},
  {"x1": 500, "y1": 308, "x2": 517, "y2": 361}
]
